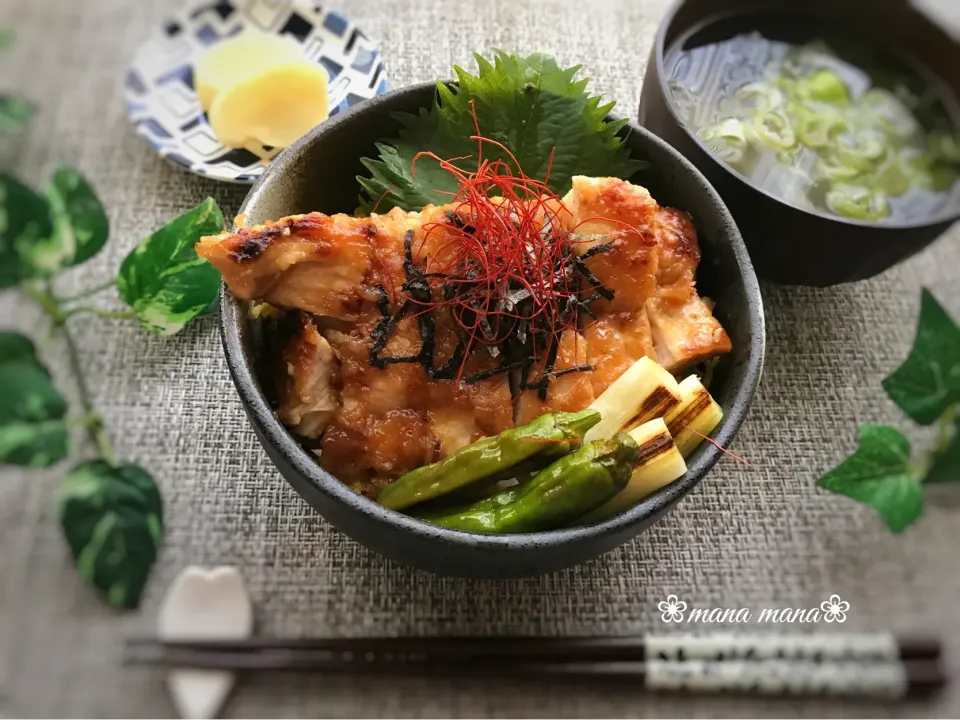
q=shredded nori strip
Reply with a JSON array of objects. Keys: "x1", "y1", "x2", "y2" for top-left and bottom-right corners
[
  {"x1": 374, "y1": 284, "x2": 391, "y2": 317},
  {"x1": 401, "y1": 230, "x2": 437, "y2": 368},
  {"x1": 369, "y1": 299, "x2": 414, "y2": 368},
  {"x1": 367, "y1": 225, "x2": 616, "y2": 398},
  {"x1": 579, "y1": 240, "x2": 615, "y2": 260},
  {"x1": 445, "y1": 209, "x2": 475, "y2": 234},
  {"x1": 461, "y1": 359, "x2": 526, "y2": 385},
  {"x1": 429, "y1": 340, "x2": 467, "y2": 380},
  {"x1": 573, "y1": 254, "x2": 616, "y2": 302}
]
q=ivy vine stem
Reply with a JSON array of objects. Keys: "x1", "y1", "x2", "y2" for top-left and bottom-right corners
[
  {"x1": 61, "y1": 326, "x2": 117, "y2": 466},
  {"x1": 57, "y1": 278, "x2": 116, "y2": 303},
  {"x1": 68, "y1": 413, "x2": 102, "y2": 428},
  {"x1": 24, "y1": 279, "x2": 118, "y2": 466},
  {"x1": 909, "y1": 403, "x2": 959, "y2": 482},
  {"x1": 22, "y1": 281, "x2": 62, "y2": 320},
  {"x1": 935, "y1": 404, "x2": 958, "y2": 454}
]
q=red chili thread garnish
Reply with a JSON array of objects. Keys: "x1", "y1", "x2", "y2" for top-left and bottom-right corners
[
  {"x1": 376, "y1": 100, "x2": 643, "y2": 391},
  {"x1": 681, "y1": 425, "x2": 751, "y2": 467},
  {"x1": 370, "y1": 184, "x2": 396, "y2": 215}
]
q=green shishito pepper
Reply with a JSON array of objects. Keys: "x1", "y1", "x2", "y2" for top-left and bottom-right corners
[
  {"x1": 423, "y1": 433, "x2": 640, "y2": 534},
  {"x1": 376, "y1": 410, "x2": 601, "y2": 511}
]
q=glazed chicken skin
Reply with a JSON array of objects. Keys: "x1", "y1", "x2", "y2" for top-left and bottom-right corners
[
  {"x1": 646, "y1": 206, "x2": 733, "y2": 371},
  {"x1": 566, "y1": 177, "x2": 731, "y2": 383},
  {"x1": 244, "y1": 210, "x2": 516, "y2": 494},
  {"x1": 198, "y1": 177, "x2": 731, "y2": 495},
  {"x1": 316, "y1": 311, "x2": 513, "y2": 494},
  {"x1": 564, "y1": 177, "x2": 662, "y2": 397}
]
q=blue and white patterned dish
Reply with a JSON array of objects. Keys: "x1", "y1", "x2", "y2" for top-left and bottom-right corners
[{"x1": 124, "y1": 0, "x2": 388, "y2": 184}]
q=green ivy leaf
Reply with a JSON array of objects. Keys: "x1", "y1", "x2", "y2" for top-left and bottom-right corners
[
  {"x1": 924, "y1": 416, "x2": 960, "y2": 484},
  {"x1": 0, "y1": 173, "x2": 54, "y2": 287},
  {"x1": 0, "y1": 95, "x2": 35, "y2": 133},
  {"x1": 882, "y1": 290, "x2": 960, "y2": 425},
  {"x1": 0, "y1": 330, "x2": 41, "y2": 366},
  {"x1": 816, "y1": 425, "x2": 924, "y2": 532},
  {"x1": 0, "y1": 363, "x2": 64, "y2": 424},
  {"x1": 357, "y1": 51, "x2": 644, "y2": 212},
  {"x1": 40, "y1": 165, "x2": 110, "y2": 270},
  {"x1": 0, "y1": 420, "x2": 71, "y2": 467},
  {"x1": 59, "y1": 460, "x2": 163, "y2": 608},
  {"x1": 117, "y1": 198, "x2": 225, "y2": 336},
  {"x1": 0, "y1": 332, "x2": 70, "y2": 467}
]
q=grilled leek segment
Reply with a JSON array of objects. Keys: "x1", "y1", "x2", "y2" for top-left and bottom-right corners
[
  {"x1": 579, "y1": 418, "x2": 688, "y2": 521},
  {"x1": 660, "y1": 375, "x2": 724, "y2": 458},
  {"x1": 584, "y1": 357, "x2": 681, "y2": 443}
]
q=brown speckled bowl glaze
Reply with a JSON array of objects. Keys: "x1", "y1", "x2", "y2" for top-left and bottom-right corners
[
  {"x1": 639, "y1": 0, "x2": 960, "y2": 287},
  {"x1": 219, "y1": 81, "x2": 765, "y2": 577}
]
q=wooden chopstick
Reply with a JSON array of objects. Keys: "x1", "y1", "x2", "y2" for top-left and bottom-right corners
[
  {"x1": 123, "y1": 633, "x2": 946, "y2": 699},
  {"x1": 125, "y1": 633, "x2": 941, "y2": 663},
  {"x1": 123, "y1": 644, "x2": 945, "y2": 699}
]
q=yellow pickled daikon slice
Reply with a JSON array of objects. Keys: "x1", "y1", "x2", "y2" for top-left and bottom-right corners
[
  {"x1": 208, "y1": 61, "x2": 330, "y2": 149},
  {"x1": 194, "y1": 32, "x2": 303, "y2": 111}
]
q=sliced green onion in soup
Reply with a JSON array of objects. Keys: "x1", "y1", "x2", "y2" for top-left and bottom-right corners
[
  {"x1": 750, "y1": 111, "x2": 798, "y2": 151},
  {"x1": 729, "y1": 82, "x2": 785, "y2": 114},
  {"x1": 919, "y1": 163, "x2": 960, "y2": 192},
  {"x1": 796, "y1": 112, "x2": 848, "y2": 149},
  {"x1": 897, "y1": 146, "x2": 950, "y2": 189},
  {"x1": 859, "y1": 88, "x2": 921, "y2": 139},
  {"x1": 781, "y1": 42, "x2": 835, "y2": 80},
  {"x1": 800, "y1": 69, "x2": 851, "y2": 106},
  {"x1": 826, "y1": 183, "x2": 891, "y2": 220},
  {"x1": 869, "y1": 154, "x2": 913, "y2": 197},
  {"x1": 900, "y1": 146, "x2": 933, "y2": 173},
  {"x1": 773, "y1": 75, "x2": 797, "y2": 94},
  {"x1": 817, "y1": 152, "x2": 861, "y2": 182},
  {"x1": 928, "y1": 129, "x2": 960, "y2": 163},
  {"x1": 698, "y1": 118, "x2": 749, "y2": 164},
  {"x1": 775, "y1": 150, "x2": 800, "y2": 165},
  {"x1": 836, "y1": 129, "x2": 888, "y2": 171},
  {"x1": 784, "y1": 99, "x2": 810, "y2": 123}
]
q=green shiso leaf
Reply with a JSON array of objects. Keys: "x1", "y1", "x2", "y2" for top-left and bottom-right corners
[{"x1": 357, "y1": 51, "x2": 644, "y2": 213}]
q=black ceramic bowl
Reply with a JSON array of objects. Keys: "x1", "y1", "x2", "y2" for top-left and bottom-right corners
[
  {"x1": 639, "y1": 0, "x2": 960, "y2": 287},
  {"x1": 220, "y1": 81, "x2": 765, "y2": 577}
]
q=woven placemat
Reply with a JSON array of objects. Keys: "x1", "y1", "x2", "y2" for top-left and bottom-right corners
[{"x1": 0, "y1": 0, "x2": 958, "y2": 716}]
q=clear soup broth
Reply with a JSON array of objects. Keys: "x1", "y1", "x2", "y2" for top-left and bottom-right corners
[{"x1": 665, "y1": 19, "x2": 960, "y2": 224}]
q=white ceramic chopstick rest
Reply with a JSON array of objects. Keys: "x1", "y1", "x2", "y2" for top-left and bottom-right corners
[{"x1": 157, "y1": 566, "x2": 254, "y2": 719}]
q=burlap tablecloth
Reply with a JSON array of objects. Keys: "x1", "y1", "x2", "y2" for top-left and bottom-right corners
[{"x1": 1, "y1": 0, "x2": 959, "y2": 717}]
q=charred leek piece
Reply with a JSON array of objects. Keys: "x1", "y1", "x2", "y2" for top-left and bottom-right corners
[
  {"x1": 584, "y1": 356, "x2": 681, "y2": 443},
  {"x1": 579, "y1": 418, "x2": 687, "y2": 522},
  {"x1": 662, "y1": 375, "x2": 724, "y2": 458}
]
